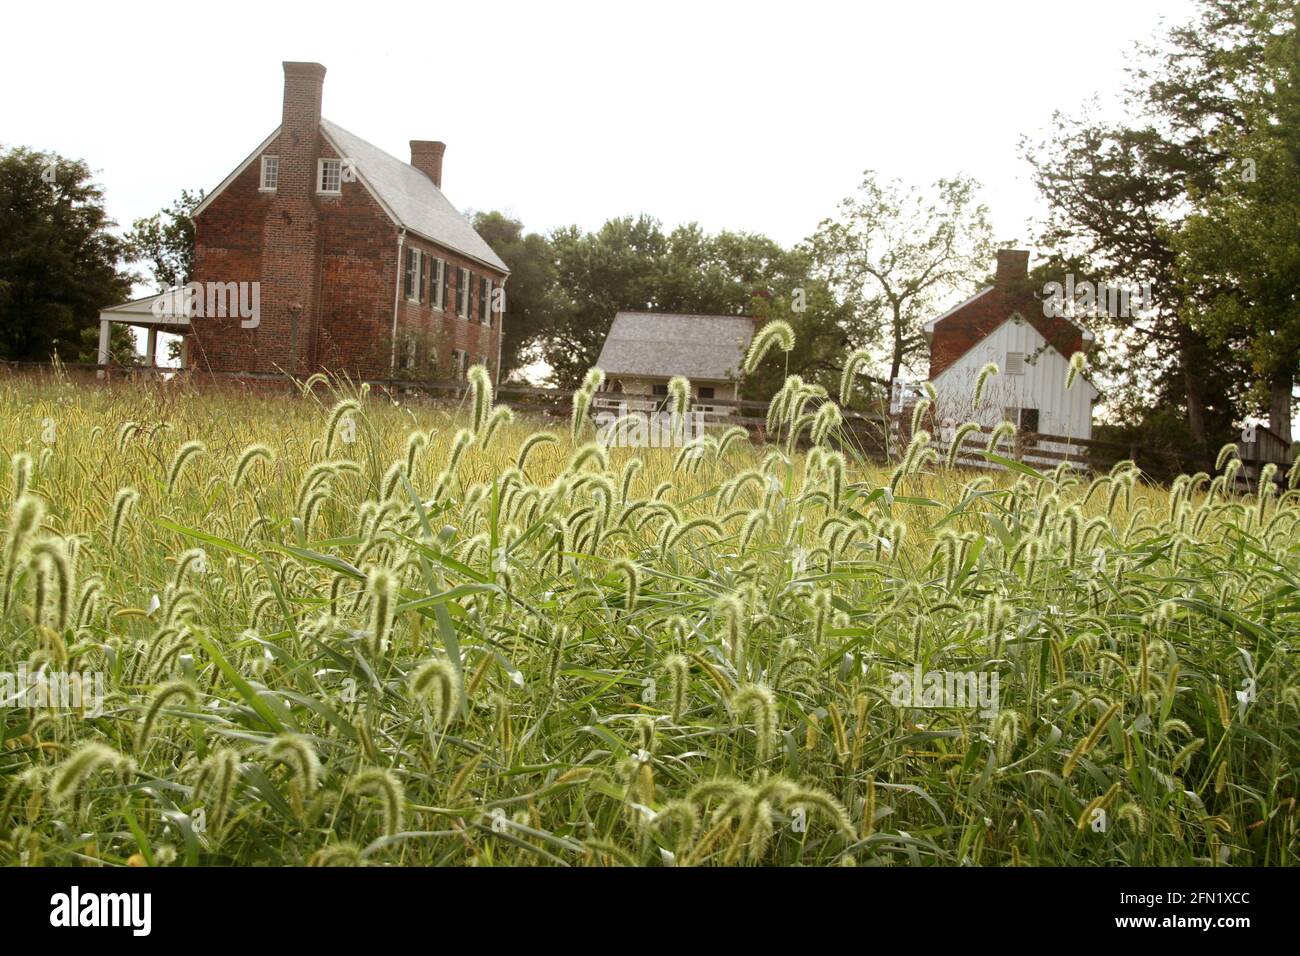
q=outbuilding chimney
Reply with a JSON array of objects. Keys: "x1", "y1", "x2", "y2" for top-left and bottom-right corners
[
  {"x1": 995, "y1": 248, "x2": 1030, "y2": 290},
  {"x1": 410, "y1": 141, "x2": 446, "y2": 188}
]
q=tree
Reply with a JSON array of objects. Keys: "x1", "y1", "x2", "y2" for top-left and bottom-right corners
[
  {"x1": 807, "y1": 172, "x2": 994, "y2": 384},
  {"x1": 539, "y1": 215, "x2": 851, "y2": 391},
  {"x1": 1173, "y1": 3, "x2": 1299, "y2": 442},
  {"x1": 1022, "y1": 0, "x2": 1292, "y2": 449},
  {"x1": 124, "y1": 189, "x2": 203, "y2": 289},
  {"x1": 543, "y1": 215, "x2": 667, "y2": 386},
  {"x1": 470, "y1": 211, "x2": 557, "y2": 381},
  {"x1": 0, "y1": 146, "x2": 132, "y2": 362}
]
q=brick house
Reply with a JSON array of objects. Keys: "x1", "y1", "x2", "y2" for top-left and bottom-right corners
[
  {"x1": 186, "y1": 62, "x2": 509, "y2": 381},
  {"x1": 923, "y1": 249, "x2": 1099, "y2": 459}
]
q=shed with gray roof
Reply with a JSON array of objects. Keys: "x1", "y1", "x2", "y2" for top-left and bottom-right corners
[{"x1": 594, "y1": 311, "x2": 757, "y2": 411}]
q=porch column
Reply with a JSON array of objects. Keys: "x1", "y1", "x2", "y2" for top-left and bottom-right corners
[
  {"x1": 145, "y1": 327, "x2": 158, "y2": 367},
  {"x1": 97, "y1": 318, "x2": 111, "y2": 379}
]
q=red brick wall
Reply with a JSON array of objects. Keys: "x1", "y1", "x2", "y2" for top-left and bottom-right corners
[
  {"x1": 929, "y1": 255, "x2": 1084, "y2": 380},
  {"x1": 393, "y1": 234, "x2": 502, "y2": 379},
  {"x1": 189, "y1": 62, "x2": 505, "y2": 381}
]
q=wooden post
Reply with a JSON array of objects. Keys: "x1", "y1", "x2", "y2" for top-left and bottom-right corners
[{"x1": 97, "y1": 318, "x2": 111, "y2": 379}]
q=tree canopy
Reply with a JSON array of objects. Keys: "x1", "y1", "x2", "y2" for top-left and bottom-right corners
[{"x1": 0, "y1": 146, "x2": 131, "y2": 363}]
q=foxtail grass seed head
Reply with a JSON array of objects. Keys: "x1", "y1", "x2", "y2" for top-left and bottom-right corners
[
  {"x1": 109, "y1": 487, "x2": 139, "y2": 550},
  {"x1": 366, "y1": 567, "x2": 396, "y2": 658},
  {"x1": 838, "y1": 349, "x2": 872, "y2": 406},
  {"x1": 50, "y1": 743, "x2": 129, "y2": 806},
  {"x1": 266, "y1": 734, "x2": 322, "y2": 796},
  {"x1": 1065, "y1": 351, "x2": 1087, "y2": 390},
  {"x1": 731, "y1": 684, "x2": 778, "y2": 762},
  {"x1": 11, "y1": 452, "x2": 32, "y2": 500},
  {"x1": 744, "y1": 320, "x2": 795, "y2": 374},
  {"x1": 232, "y1": 443, "x2": 273, "y2": 489},
  {"x1": 909, "y1": 397, "x2": 931, "y2": 436},
  {"x1": 409, "y1": 658, "x2": 460, "y2": 726},
  {"x1": 165, "y1": 440, "x2": 206, "y2": 494},
  {"x1": 973, "y1": 362, "x2": 999, "y2": 407},
  {"x1": 668, "y1": 376, "x2": 691, "y2": 417},
  {"x1": 349, "y1": 768, "x2": 404, "y2": 838},
  {"x1": 467, "y1": 363, "x2": 494, "y2": 435},
  {"x1": 136, "y1": 680, "x2": 197, "y2": 753}
]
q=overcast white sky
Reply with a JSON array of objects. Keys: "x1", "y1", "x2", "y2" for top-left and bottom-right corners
[{"x1": 5, "y1": 0, "x2": 1196, "y2": 255}]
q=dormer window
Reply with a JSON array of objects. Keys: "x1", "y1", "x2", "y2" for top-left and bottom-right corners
[
  {"x1": 318, "y1": 158, "x2": 342, "y2": 194},
  {"x1": 259, "y1": 156, "x2": 279, "y2": 191}
]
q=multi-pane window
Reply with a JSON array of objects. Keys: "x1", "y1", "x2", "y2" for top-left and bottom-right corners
[
  {"x1": 405, "y1": 334, "x2": 418, "y2": 370},
  {"x1": 404, "y1": 248, "x2": 422, "y2": 301},
  {"x1": 451, "y1": 349, "x2": 468, "y2": 378},
  {"x1": 318, "y1": 158, "x2": 342, "y2": 193},
  {"x1": 442, "y1": 260, "x2": 453, "y2": 311},
  {"x1": 458, "y1": 268, "x2": 471, "y2": 318},
  {"x1": 479, "y1": 277, "x2": 491, "y2": 324},
  {"x1": 260, "y1": 156, "x2": 279, "y2": 190},
  {"x1": 429, "y1": 258, "x2": 445, "y2": 309}
]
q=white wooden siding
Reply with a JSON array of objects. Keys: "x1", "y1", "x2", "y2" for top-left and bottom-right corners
[{"x1": 931, "y1": 317, "x2": 1098, "y2": 466}]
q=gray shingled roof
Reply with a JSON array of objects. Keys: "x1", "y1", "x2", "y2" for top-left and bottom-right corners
[
  {"x1": 321, "y1": 119, "x2": 508, "y2": 274},
  {"x1": 595, "y1": 312, "x2": 756, "y2": 381}
]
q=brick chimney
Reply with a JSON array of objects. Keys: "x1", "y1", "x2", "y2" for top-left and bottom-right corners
[
  {"x1": 995, "y1": 248, "x2": 1030, "y2": 290},
  {"x1": 263, "y1": 61, "x2": 327, "y2": 374},
  {"x1": 410, "y1": 141, "x2": 446, "y2": 188},
  {"x1": 282, "y1": 62, "x2": 326, "y2": 139}
]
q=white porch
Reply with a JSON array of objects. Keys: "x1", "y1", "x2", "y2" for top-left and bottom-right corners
[{"x1": 96, "y1": 290, "x2": 191, "y2": 376}]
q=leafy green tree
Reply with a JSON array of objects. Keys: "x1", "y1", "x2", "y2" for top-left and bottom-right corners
[
  {"x1": 471, "y1": 210, "x2": 557, "y2": 380},
  {"x1": 543, "y1": 215, "x2": 666, "y2": 386},
  {"x1": 124, "y1": 189, "x2": 203, "y2": 290},
  {"x1": 540, "y1": 216, "x2": 851, "y2": 393},
  {"x1": 1174, "y1": 3, "x2": 1299, "y2": 442},
  {"x1": 1022, "y1": 0, "x2": 1292, "y2": 448},
  {"x1": 0, "y1": 146, "x2": 132, "y2": 362},
  {"x1": 807, "y1": 172, "x2": 994, "y2": 384}
]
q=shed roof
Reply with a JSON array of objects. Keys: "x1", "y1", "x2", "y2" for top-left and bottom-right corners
[{"x1": 595, "y1": 312, "x2": 756, "y2": 381}]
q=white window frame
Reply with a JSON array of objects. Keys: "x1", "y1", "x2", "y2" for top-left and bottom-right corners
[
  {"x1": 479, "y1": 277, "x2": 492, "y2": 324},
  {"x1": 317, "y1": 158, "x2": 342, "y2": 194},
  {"x1": 458, "y1": 268, "x2": 471, "y2": 318},
  {"x1": 1004, "y1": 351, "x2": 1025, "y2": 375},
  {"x1": 430, "y1": 258, "x2": 445, "y2": 310},
  {"x1": 259, "y1": 156, "x2": 279, "y2": 191},
  {"x1": 405, "y1": 248, "x2": 422, "y2": 302}
]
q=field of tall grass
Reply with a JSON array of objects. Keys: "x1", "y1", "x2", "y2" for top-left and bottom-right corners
[{"x1": 1, "y1": 360, "x2": 1297, "y2": 867}]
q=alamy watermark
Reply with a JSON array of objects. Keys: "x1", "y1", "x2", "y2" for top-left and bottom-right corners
[
  {"x1": 889, "y1": 665, "x2": 999, "y2": 717},
  {"x1": 1, "y1": 665, "x2": 105, "y2": 716},
  {"x1": 1042, "y1": 275, "x2": 1152, "y2": 320},
  {"x1": 594, "y1": 403, "x2": 708, "y2": 449},
  {"x1": 150, "y1": 281, "x2": 261, "y2": 328}
]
